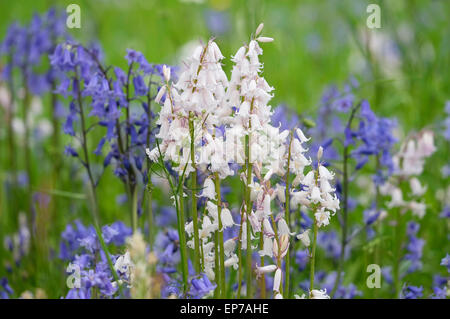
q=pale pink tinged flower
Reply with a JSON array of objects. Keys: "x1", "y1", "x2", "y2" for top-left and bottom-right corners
[
  {"x1": 255, "y1": 264, "x2": 277, "y2": 279},
  {"x1": 315, "y1": 209, "x2": 331, "y2": 227},
  {"x1": 221, "y1": 207, "x2": 234, "y2": 228},
  {"x1": 319, "y1": 165, "x2": 334, "y2": 180},
  {"x1": 409, "y1": 177, "x2": 427, "y2": 197},
  {"x1": 317, "y1": 146, "x2": 324, "y2": 161},
  {"x1": 409, "y1": 201, "x2": 426, "y2": 219},
  {"x1": 223, "y1": 238, "x2": 236, "y2": 257},
  {"x1": 302, "y1": 171, "x2": 315, "y2": 187},
  {"x1": 248, "y1": 211, "x2": 261, "y2": 233},
  {"x1": 278, "y1": 234, "x2": 290, "y2": 258},
  {"x1": 417, "y1": 131, "x2": 436, "y2": 157},
  {"x1": 200, "y1": 177, "x2": 216, "y2": 200},
  {"x1": 310, "y1": 186, "x2": 322, "y2": 204},
  {"x1": 273, "y1": 268, "x2": 282, "y2": 292},
  {"x1": 224, "y1": 254, "x2": 239, "y2": 269},
  {"x1": 277, "y1": 218, "x2": 294, "y2": 236},
  {"x1": 310, "y1": 289, "x2": 330, "y2": 299},
  {"x1": 320, "y1": 179, "x2": 334, "y2": 193},
  {"x1": 256, "y1": 36, "x2": 274, "y2": 43},
  {"x1": 154, "y1": 85, "x2": 166, "y2": 104},
  {"x1": 258, "y1": 236, "x2": 274, "y2": 258},
  {"x1": 388, "y1": 188, "x2": 404, "y2": 208},
  {"x1": 255, "y1": 23, "x2": 264, "y2": 37},
  {"x1": 162, "y1": 64, "x2": 171, "y2": 82},
  {"x1": 290, "y1": 190, "x2": 310, "y2": 208},
  {"x1": 292, "y1": 138, "x2": 306, "y2": 155},
  {"x1": 185, "y1": 221, "x2": 194, "y2": 237},
  {"x1": 263, "y1": 218, "x2": 275, "y2": 237},
  {"x1": 296, "y1": 128, "x2": 311, "y2": 143},
  {"x1": 145, "y1": 147, "x2": 160, "y2": 162},
  {"x1": 263, "y1": 194, "x2": 272, "y2": 216},
  {"x1": 275, "y1": 184, "x2": 286, "y2": 203},
  {"x1": 296, "y1": 229, "x2": 311, "y2": 247}
]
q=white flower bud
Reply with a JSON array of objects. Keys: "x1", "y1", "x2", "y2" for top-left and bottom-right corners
[
  {"x1": 200, "y1": 178, "x2": 216, "y2": 200},
  {"x1": 256, "y1": 36, "x2": 274, "y2": 43},
  {"x1": 296, "y1": 229, "x2": 310, "y2": 247},
  {"x1": 255, "y1": 23, "x2": 264, "y2": 37},
  {"x1": 273, "y1": 268, "x2": 282, "y2": 292},
  {"x1": 162, "y1": 64, "x2": 171, "y2": 82},
  {"x1": 154, "y1": 85, "x2": 166, "y2": 104},
  {"x1": 310, "y1": 289, "x2": 330, "y2": 299},
  {"x1": 317, "y1": 146, "x2": 323, "y2": 161}
]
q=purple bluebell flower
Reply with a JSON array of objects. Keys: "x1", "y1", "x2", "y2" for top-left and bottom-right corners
[
  {"x1": 271, "y1": 104, "x2": 300, "y2": 131},
  {"x1": 441, "y1": 254, "x2": 450, "y2": 273},
  {"x1": 318, "y1": 231, "x2": 344, "y2": 260},
  {"x1": 403, "y1": 222, "x2": 425, "y2": 273},
  {"x1": 0, "y1": 278, "x2": 14, "y2": 299},
  {"x1": 295, "y1": 249, "x2": 309, "y2": 271},
  {"x1": 430, "y1": 286, "x2": 447, "y2": 299},
  {"x1": 156, "y1": 206, "x2": 177, "y2": 227},
  {"x1": 204, "y1": 9, "x2": 230, "y2": 35},
  {"x1": 401, "y1": 284, "x2": 423, "y2": 299},
  {"x1": 440, "y1": 206, "x2": 450, "y2": 219},
  {"x1": 189, "y1": 274, "x2": 216, "y2": 298}
]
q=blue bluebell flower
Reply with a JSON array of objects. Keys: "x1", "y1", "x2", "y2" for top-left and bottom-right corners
[{"x1": 401, "y1": 284, "x2": 423, "y2": 299}]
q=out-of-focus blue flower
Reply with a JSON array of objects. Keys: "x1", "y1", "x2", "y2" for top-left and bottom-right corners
[
  {"x1": 441, "y1": 253, "x2": 450, "y2": 273},
  {"x1": 440, "y1": 206, "x2": 450, "y2": 219},
  {"x1": 102, "y1": 221, "x2": 132, "y2": 246},
  {"x1": 443, "y1": 101, "x2": 450, "y2": 140},
  {"x1": 204, "y1": 9, "x2": 230, "y2": 35},
  {"x1": 351, "y1": 100, "x2": 397, "y2": 184},
  {"x1": 404, "y1": 222, "x2": 425, "y2": 273},
  {"x1": 59, "y1": 220, "x2": 133, "y2": 299},
  {"x1": 0, "y1": 278, "x2": 14, "y2": 299},
  {"x1": 430, "y1": 286, "x2": 447, "y2": 299},
  {"x1": 299, "y1": 271, "x2": 361, "y2": 298},
  {"x1": 401, "y1": 284, "x2": 423, "y2": 299},
  {"x1": 318, "y1": 231, "x2": 345, "y2": 260},
  {"x1": 156, "y1": 206, "x2": 177, "y2": 227},
  {"x1": 295, "y1": 249, "x2": 309, "y2": 271},
  {"x1": 189, "y1": 274, "x2": 216, "y2": 298},
  {"x1": 0, "y1": 8, "x2": 68, "y2": 99},
  {"x1": 381, "y1": 266, "x2": 393, "y2": 285},
  {"x1": 271, "y1": 104, "x2": 300, "y2": 131},
  {"x1": 154, "y1": 228, "x2": 180, "y2": 274}
]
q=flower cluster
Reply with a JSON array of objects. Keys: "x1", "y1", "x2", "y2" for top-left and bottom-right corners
[
  {"x1": 380, "y1": 130, "x2": 436, "y2": 218},
  {"x1": 59, "y1": 220, "x2": 132, "y2": 298}
]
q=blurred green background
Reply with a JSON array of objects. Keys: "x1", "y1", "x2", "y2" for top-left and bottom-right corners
[
  {"x1": 1, "y1": 0, "x2": 449, "y2": 130},
  {"x1": 0, "y1": 0, "x2": 449, "y2": 298}
]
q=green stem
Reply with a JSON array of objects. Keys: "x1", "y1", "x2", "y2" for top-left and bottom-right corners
[
  {"x1": 271, "y1": 216, "x2": 283, "y2": 297},
  {"x1": 309, "y1": 218, "x2": 319, "y2": 296},
  {"x1": 130, "y1": 185, "x2": 138, "y2": 232},
  {"x1": 284, "y1": 132, "x2": 293, "y2": 297},
  {"x1": 214, "y1": 231, "x2": 220, "y2": 298},
  {"x1": 393, "y1": 207, "x2": 402, "y2": 298},
  {"x1": 245, "y1": 133, "x2": 253, "y2": 299},
  {"x1": 259, "y1": 219, "x2": 265, "y2": 299},
  {"x1": 189, "y1": 114, "x2": 201, "y2": 272},
  {"x1": 215, "y1": 173, "x2": 226, "y2": 298},
  {"x1": 237, "y1": 189, "x2": 245, "y2": 298},
  {"x1": 22, "y1": 83, "x2": 34, "y2": 241},
  {"x1": 147, "y1": 183, "x2": 154, "y2": 248},
  {"x1": 177, "y1": 186, "x2": 189, "y2": 293}
]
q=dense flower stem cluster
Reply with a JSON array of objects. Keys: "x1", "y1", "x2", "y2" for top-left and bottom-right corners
[{"x1": 148, "y1": 23, "x2": 342, "y2": 299}]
